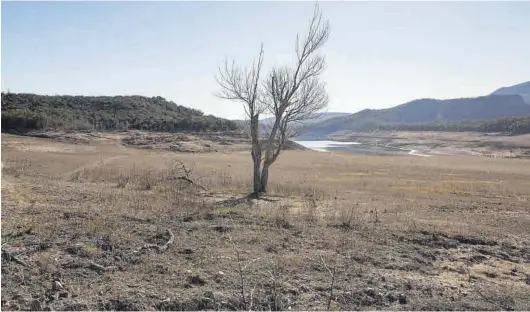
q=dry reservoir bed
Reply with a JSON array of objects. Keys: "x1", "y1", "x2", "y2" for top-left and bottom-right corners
[{"x1": 1, "y1": 133, "x2": 530, "y2": 311}]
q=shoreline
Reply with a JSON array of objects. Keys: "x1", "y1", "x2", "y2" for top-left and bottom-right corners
[
  {"x1": 310, "y1": 131, "x2": 530, "y2": 158},
  {"x1": 295, "y1": 140, "x2": 432, "y2": 157}
]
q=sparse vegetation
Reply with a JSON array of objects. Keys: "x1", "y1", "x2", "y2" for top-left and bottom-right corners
[{"x1": 2, "y1": 133, "x2": 529, "y2": 310}]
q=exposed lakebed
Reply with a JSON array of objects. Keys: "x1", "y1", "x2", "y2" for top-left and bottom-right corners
[{"x1": 294, "y1": 140, "x2": 431, "y2": 157}]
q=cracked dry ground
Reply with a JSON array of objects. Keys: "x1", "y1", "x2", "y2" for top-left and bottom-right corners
[{"x1": 1, "y1": 133, "x2": 530, "y2": 311}]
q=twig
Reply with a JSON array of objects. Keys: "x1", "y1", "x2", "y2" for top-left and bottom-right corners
[
  {"x1": 249, "y1": 284, "x2": 256, "y2": 311},
  {"x1": 88, "y1": 261, "x2": 117, "y2": 272},
  {"x1": 176, "y1": 176, "x2": 207, "y2": 191},
  {"x1": 1, "y1": 248, "x2": 27, "y2": 266},
  {"x1": 228, "y1": 234, "x2": 247, "y2": 310},
  {"x1": 268, "y1": 270, "x2": 280, "y2": 311},
  {"x1": 319, "y1": 253, "x2": 337, "y2": 311},
  {"x1": 474, "y1": 287, "x2": 506, "y2": 310},
  {"x1": 242, "y1": 257, "x2": 262, "y2": 271},
  {"x1": 167, "y1": 160, "x2": 207, "y2": 191}
]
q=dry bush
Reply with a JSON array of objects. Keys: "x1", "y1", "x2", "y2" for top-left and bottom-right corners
[
  {"x1": 2, "y1": 159, "x2": 32, "y2": 177},
  {"x1": 336, "y1": 202, "x2": 359, "y2": 229},
  {"x1": 116, "y1": 174, "x2": 130, "y2": 188},
  {"x1": 301, "y1": 195, "x2": 319, "y2": 224},
  {"x1": 273, "y1": 203, "x2": 293, "y2": 229}
]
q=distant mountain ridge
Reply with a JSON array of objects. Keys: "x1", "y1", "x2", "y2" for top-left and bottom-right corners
[
  {"x1": 260, "y1": 112, "x2": 350, "y2": 125},
  {"x1": 233, "y1": 112, "x2": 350, "y2": 128},
  {"x1": 491, "y1": 81, "x2": 530, "y2": 104},
  {"x1": 299, "y1": 81, "x2": 530, "y2": 139}
]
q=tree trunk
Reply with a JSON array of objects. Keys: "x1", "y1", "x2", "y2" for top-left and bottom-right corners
[
  {"x1": 250, "y1": 115, "x2": 262, "y2": 196},
  {"x1": 252, "y1": 149, "x2": 262, "y2": 195},
  {"x1": 259, "y1": 162, "x2": 270, "y2": 193}
]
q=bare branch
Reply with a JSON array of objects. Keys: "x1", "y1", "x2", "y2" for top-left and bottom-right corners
[
  {"x1": 214, "y1": 4, "x2": 330, "y2": 194},
  {"x1": 258, "y1": 3, "x2": 330, "y2": 187},
  {"x1": 215, "y1": 45, "x2": 265, "y2": 119}
]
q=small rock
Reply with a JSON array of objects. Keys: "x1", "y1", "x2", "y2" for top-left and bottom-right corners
[
  {"x1": 365, "y1": 288, "x2": 377, "y2": 298},
  {"x1": 217, "y1": 271, "x2": 225, "y2": 276},
  {"x1": 30, "y1": 299, "x2": 42, "y2": 311},
  {"x1": 386, "y1": 293, "x2": 397, "y2": 302},
  {"x1": 212, "y1": 225, "x2": 231, "y2": 233},
  {"x1": 11, "y1": 294, "x2": 24, "y2": 301},
  {"x1": 203, "y1": 291, "x2": 215, "y2": 299},
  {"x1": 497, "y1": 252, "x2": 511, "y2": 261},
  {"x1": 52, "y1": 280, "x2": 63, "y2": 291},
  {"x1": 398, "y1": 293, "x2": 407, "y2": 304},
  {"x1": 188, "y1": 274, "x2": 207, "y2": 286},
  {"x1": 180, "y1": 248, "x2": 194, "y2": 255},
  {"x1": 470, "y1": 254, "x2": 487, "y2": 263}
]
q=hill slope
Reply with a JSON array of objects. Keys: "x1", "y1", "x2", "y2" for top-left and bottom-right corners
[
  {"x1": 491, "y1": 81, "x2": 530, "y2": 104},
  {"x1": 300, "y1": 94, "x2": 530, "y2": 139},
  {"x1": 1, "y1": 93, "x2": 238, "y2": 133},
  {"x1": 380, "y1": 115, "x2": 530, "y2": 135},
  {"x1": 261, "y1": 112, "x2": 351, "y2": 125}
]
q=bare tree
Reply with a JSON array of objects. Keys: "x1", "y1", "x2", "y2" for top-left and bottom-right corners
[{"x1": 216, "y1": 4, "x2": 330, "y2": 196}]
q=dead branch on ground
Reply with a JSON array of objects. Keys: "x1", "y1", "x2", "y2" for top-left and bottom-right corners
[
  {"x1": 319, "y1": 253, "x2": 337, "y2": 311},
  {"x1": 88, "y1": 261, "x2": 117, "y2": 273},
  {"x1": 167, "y1": 160, "x2": 207, "y2": 191},
  {"x1": 136, "y1": 229, "x2": 175, "y2": 253},
  {"x1": 1, "y1": 248, "x2": 28, "y2": 266},
  {"x1": 228, "y1": 234, "x2": 247, "y2": 310}
]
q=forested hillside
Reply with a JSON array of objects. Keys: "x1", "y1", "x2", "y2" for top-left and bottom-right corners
[
  {"x1": 1, "y1": 93, "x2": 238, "y2": 133},
  {"x1": 380, "y1": 116, "x2": 530, "y2": 135}
]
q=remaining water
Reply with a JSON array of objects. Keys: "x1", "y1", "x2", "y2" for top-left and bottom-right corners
[
  {"x1": 295, "y1": 140, "x2": 430, "y2": 157},
  {"x1": 293, "y1": 140, "x2": 361, "y2": 152}
]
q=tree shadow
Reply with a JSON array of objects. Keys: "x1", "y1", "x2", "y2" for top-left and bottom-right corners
[{"x1": 214, "y1": 193, "x2": 281, "y2": 208}]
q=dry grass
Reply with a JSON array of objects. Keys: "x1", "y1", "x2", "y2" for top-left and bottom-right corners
[{"x1": 1, "y1": 132, "x2": 530, "y2": 311}]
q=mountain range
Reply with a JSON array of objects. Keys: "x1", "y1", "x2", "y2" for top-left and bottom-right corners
[
  {"x1": 491, "y1": 81, "x2": 530, "y2": 104},
  {"x1": 298, "y1": 81, "x2": 530, "y2": 139}
]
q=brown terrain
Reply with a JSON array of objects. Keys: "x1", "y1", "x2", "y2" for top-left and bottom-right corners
[
  {"x1": 1, "y1": 131, "x2": 530, "y2": 311},
  {"x1": 331, "y1": 131, "x2": 530, "y2": 158}
]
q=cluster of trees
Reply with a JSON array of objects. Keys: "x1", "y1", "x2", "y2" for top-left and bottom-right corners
[
  {"x1": 1, "y1": 93, "x2": 238, "y2": 133},
  {"x1": 380, "y1": 116, "x2": 530, "y2": 135}
]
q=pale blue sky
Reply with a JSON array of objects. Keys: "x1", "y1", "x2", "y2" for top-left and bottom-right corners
[{"x1": 2, "y1": 1, "x2": 529, "y2": 119}]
